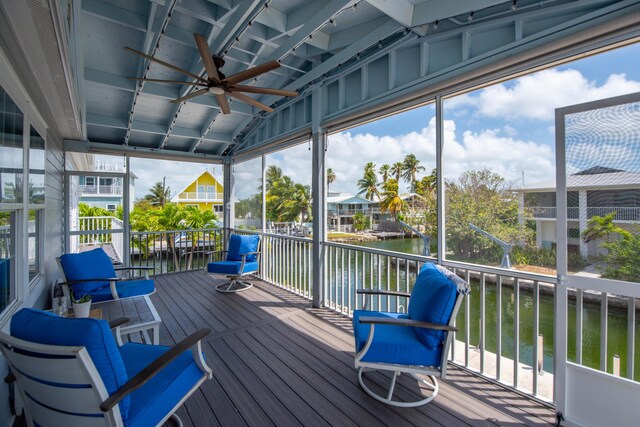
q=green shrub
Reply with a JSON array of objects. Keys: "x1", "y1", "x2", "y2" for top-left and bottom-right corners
[{"x1": 602, "y1": 234, "x2": 640, "y2": 282}]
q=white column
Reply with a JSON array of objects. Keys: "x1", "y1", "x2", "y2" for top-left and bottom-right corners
[
  {"x1": 436, "y1": 95, "x2": 445, "y2": 264},
  {"x1": 223, "y1": 160, "x2": 235, "y2": 243},
  {"x1": 123, "y1": 156, "x2": 130, "y2": 267},
  {"x1": 311, "y1": 88, "x2": 326, "y2": 309},
  {"x1": 578, "y1": 189, "x2": 588, "y2": 257}
]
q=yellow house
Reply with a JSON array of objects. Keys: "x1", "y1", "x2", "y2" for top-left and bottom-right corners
[{"x1": 171, "y1": 170, "x2": 224, "y2": 214}]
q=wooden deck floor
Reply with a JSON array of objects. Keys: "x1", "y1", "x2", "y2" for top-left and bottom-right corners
[{"x1": 150, "y1": 270, "x2": 556, "y2": 427}]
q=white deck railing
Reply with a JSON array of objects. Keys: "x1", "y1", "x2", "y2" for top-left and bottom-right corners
[{"x1": 226, "y1": 228, "x2": 640, "y2": 404}]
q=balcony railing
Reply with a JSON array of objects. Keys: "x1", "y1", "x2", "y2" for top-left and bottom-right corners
[
  {"x1": 79, "y1": 184, "x2": 123, "y2": 195},
  {"x1": 76, "y1": 216, "x2": 124, "y2": 261},
  {"x1": 129, "y1": 228, "x2": 224, "y2": 274},
  {"x1": 177, "y1": 192, "x2": 223, "y2": 201},
  {"x1": 112, "y1": 226, "x2": 639, "y2": 405},
  {"x1": 226, "y1": 228, "x2": 558, "y2": 402},
  {"x1": 328, "y1": 208, "x2": 380, "y2": 216},
  {"x1": 526, "y1": 206, "x2": 640, "y2": 221}
]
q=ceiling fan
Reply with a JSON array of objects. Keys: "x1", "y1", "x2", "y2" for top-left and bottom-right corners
[{"x1": 124, "y1": 34, "x2": 298, "y2": 114}]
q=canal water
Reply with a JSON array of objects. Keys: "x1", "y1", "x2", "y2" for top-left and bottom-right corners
[{"x1": 353, "y1": 238, "x2": 640, "y2": 380}]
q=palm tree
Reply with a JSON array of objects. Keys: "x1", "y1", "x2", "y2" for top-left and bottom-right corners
[
  {"x1": 379, "y1": 164, "x2": 390, "y2": 185},
  {"x1": 326, "y1": 168, "x2": 336, "y2": 191},
  {"x1": 380, "y1": 179, "x2": 403, "y2": 220},
  {"x1": 357, "y1": 162, "x2": 379, "y2": 200},
  {"x1": 157, "y1": 203, "x2": 185, "y2": 271},
  {"x1": 145, "y1": 181, "x2": 171, "y2": 207},
  {"x1": 265, "y1": 165, "x2": 283, "y2": 191},
  {"x1": 182, "y1": 206, "x2": 218, "y2": 269},
  {"x1": 401, "y1": 154, "x2": 426, "y2": 192},
  {"x1": 390, "y1": 162, "x2": 403, "y2": 182},
  {"x1": 582, "y1": 212, "x2": 630, "y2": 243}
]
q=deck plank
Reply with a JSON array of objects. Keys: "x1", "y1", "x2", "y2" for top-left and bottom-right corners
[{"x1": 150, "y1": 271, "x2": 555, "y2": 427}]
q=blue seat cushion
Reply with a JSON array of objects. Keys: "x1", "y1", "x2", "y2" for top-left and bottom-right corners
[
  {"x1": 90, "y1": 279, "x2": 155, "y2": 303},
  {"x1": 227, "y1": 234, "x2": 260, "y2": 262},
  {"x1": 10, "y1": 308, "x2": 131, "y2": 419},
  {"x1": 119, "y1": 343, "x2": 205, "y2": 427},
  {"x1": 352, "y1": 311, "x2": 442, "y2": 367},
  {"x1": 408, "y1": 263, "x2": 458, "y2": 350},
  {"x1": 208, "y1": 261, "x2": 259, "y2": 275},
  {"x1": 60, "y1": 248, "x2": 116, "y2": 296}
]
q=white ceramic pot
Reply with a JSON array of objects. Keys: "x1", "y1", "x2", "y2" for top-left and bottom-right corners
[{"x1": 73, "y1": 301, "x2": 92, "y2": 318}]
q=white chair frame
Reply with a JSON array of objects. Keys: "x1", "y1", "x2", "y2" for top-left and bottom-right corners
[
  {"x1": 0, "y1": 323, "x2": 212, "y2": 427},
  {"x1": 354, "y1": 283, "x2": 466, "y2": 407},
  {"x1": 206, "y1": 246, "x2": 261, "y2": 293}
]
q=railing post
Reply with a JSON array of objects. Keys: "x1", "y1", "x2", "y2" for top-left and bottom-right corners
[
  {"x1": 223, "y1": 159, "x2": 234, "y2": 246},
  {"x1": 123, "y1": 156, "x2": 130, "y2": 267},
  {"x1": 311, "y1": 87, "x2": 325, "y2": 309}
]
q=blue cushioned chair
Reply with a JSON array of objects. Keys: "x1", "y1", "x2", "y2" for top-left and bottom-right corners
[
  {"x1": 352, "y1": 262, "x2": 470, "y2": 407},
  {"x1": 58, "y1": 248, "x2": 155, "y2": 302},
  {"x1": 206, "y1": 234, "x2": 261, "y2": 293},
  {"x1": 0, "y1": 308, "x2": 212, "y2": 427}
]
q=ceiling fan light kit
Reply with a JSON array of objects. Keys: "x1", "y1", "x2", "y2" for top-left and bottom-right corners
[{"x1": 125, "y1": 33, "x2": 298, "y2": 114}]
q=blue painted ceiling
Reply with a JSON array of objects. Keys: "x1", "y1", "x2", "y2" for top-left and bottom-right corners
[{"x1": 78, "y1": 0, "x2": 638, "y2": 159}]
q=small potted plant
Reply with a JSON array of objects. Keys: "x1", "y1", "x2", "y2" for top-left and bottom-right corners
[{"x1": 71, "y1": 290, "x2": 92, "y2": 318}]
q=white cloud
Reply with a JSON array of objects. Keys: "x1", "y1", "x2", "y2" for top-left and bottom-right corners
[
  {"x1": 470, "y1": 69, "x2": 640, "y2": 120},
  {"x1": 443, "y1": 127, "x2": 555, "y2": 186}
]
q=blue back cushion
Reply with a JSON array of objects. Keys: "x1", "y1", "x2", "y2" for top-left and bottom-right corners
[
  {"x1": 408, "y1": 263, "x2": 458, "y2": 349},
  {"x1": 11, "y1": 308, "x2": 131, "y2": 419},
  {"x1": 59, "y1": 248, "x2": 116, "y2": 296},
  {"x1": 227, "y1": 234, "x2": 260, "y2": 262}
]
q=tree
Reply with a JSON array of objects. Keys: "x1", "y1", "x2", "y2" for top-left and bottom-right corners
[
  {"x1": 326, "y1": 168, "x2": 336, "y2": 191},
  {"x1": 182, "y1": 206, "x2": 218, "y2": 269},
  {"x1": 379, "y1": 164, "x2": 390, "y2": 185},
  {"x1": 581, "y1": 212, "x2": 630, "y2": 244},
  {"x1": 390, "y1": 162, "x2": 403, "y2": 182},
  {"x1": 145, "y1": 181, "x2": 171, "y2": 207},
  {"x1": 445, "y1": 168, "x2": 532, "y2": 260},
  {"x1": 265, "y1": 165, "x2": 283, "y2": 191},
  {"x1": 602, "y1": 233, "x2": 640, "y2": 282},
  {"x1": 352, "y1": 211, "x2": 371, "y2": 231},
  {"x1": 265, "y1": 174, "x2": 311, "y2": 223},
  {"x1": 357, "y1": 162, "x2": 380, "y2": 200},
  {"x1": 401, "y1": 154, "x2": 426, "y2": 192},
  {"x1": 156, "y1": 203, "x2": 185, "y2": 271},
  {"x1": 379, "y1": 179, "x2": 404, "y2": 220}
]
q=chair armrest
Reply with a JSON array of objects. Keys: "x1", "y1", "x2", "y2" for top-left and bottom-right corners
[
  {"x1": 60, "y1": 278, "x2": 122, "y2": 285},
  {"x1": 357, "y1": 316, "x2": 457, "y2": 332},
  {"x1": 108, "y1": 317, "x2": 129, "y2": 329},
  {"x1": 114, "y1": 266, "x2": 154, "y2": 271},
  {"x1": 100, "y1": 328, "x2": 211, "y2": 412},
  {"x1": 205, "y1": 250, "x2": 228, "y2": 256},
  {"x1": 356, "y1": 289, "x2": 411, "y2": 298}
]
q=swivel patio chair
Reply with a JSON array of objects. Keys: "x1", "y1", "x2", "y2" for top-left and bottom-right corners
[
  {"x1": 0, "y1": 308, "x2": 212, "y2": 427},
  {"x1": 352, "y1": 262, "x2": 470, "y2": 407},
  {"x1": 206, "y1": 234, "x2": 260, "y2": 293},
  {"x1": 58, "y1": 248, "x2": 155, "y2": 302}
]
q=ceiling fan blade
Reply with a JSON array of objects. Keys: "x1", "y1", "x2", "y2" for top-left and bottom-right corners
[
  {"x1": 228, "y1": 91, "x2": 274, "y2": 113},
  {"x1": 223, "y1": 60, "x2": 280, "y2": 86},
  {"x1": 230, "y1": 85, "x2": 298, "y2": 98},
  {"x1": 124, "y1": 46, "x2": 207, "y2": 83},
  {"x1": 215, "y1": 94, "x2": 231, "y2": 114},
  {"x1": 170, "y1": 88, "x2": 209, "y2": 104},
  {"x1": 127, "y1": 77, "x2": 205, "y2": 86},
  {"x1": 193, "y1": 34, "x2": 221, "y2": 83}
]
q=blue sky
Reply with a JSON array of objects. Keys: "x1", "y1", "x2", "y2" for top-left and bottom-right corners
[{"x1": 129, "y1": 42, "x2": 640, "y2": 200}]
